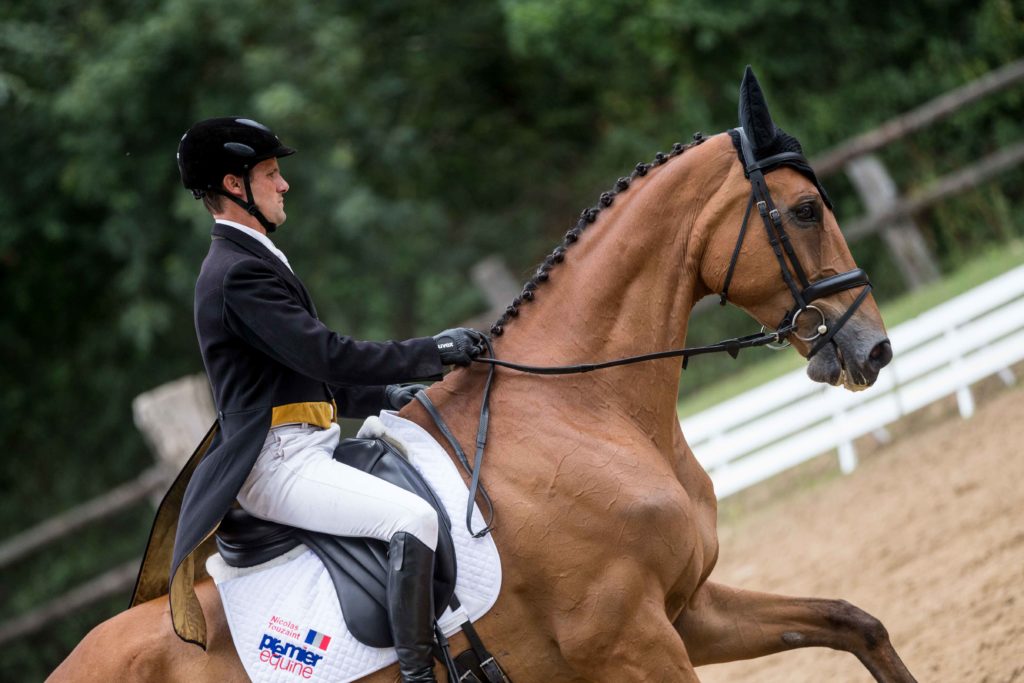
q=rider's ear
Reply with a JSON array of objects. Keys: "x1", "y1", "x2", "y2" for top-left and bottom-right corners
[
  {"x1": 738, "y1": 65, "x2": 778, "y2": 156},
  {"x1": 221, "y1": 173, "x2": 244, "y2": 198}
]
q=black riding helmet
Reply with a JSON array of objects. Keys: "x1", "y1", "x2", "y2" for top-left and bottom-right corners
[{"x1": 177, "y1": 117, "x2": 295, "y2": 232}]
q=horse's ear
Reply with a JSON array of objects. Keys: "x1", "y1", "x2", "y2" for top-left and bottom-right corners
[{"x1": 738, "y1": 65, "x2": 777, "y2": 155}]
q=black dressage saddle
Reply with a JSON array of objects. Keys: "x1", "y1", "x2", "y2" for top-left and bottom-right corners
[{"x1": 214, "y1": 437, "x2": 458, "y2": 648}]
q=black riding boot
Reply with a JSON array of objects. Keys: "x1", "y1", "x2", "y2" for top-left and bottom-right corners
[{"x1": 387, "y1": 532, "x2": 438, "y2": 683}]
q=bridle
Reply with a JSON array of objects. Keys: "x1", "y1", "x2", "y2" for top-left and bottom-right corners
[
  {"x1": 419, "y1": 128, "x2": 874, "y2": 537},
  {"x1": 719, "y1": 127, "x2": 872, "y2": 358}
]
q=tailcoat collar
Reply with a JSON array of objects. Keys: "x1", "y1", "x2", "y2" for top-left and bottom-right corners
[{"x1": 211, "y1": 222, "x2": 316, "y2": 314}]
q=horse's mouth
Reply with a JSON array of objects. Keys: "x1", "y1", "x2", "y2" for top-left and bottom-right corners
[
  {"x1": 807, "y1": 343, "x2": 873, "y2": 392},
  {"x1": 834, "y1": 346, "x2": 873, "y2": 392}
]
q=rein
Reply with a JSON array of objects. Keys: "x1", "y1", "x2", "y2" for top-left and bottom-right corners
[
  {"x1": 416, "y1": 322, "x2": 798, "y2": 539},
  {"x1": 420, "y1": 127, "x2": 873, "y2": 538},
  {"x1": 475, "y1": 325, "x2": 794, "y2": 374}
]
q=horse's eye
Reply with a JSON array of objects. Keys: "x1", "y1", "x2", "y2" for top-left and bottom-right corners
[{"x1": 795, "y1": 204, "x2": 816, "y2": 222}]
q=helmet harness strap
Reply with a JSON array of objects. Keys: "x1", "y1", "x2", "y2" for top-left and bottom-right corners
[{"x1": 214, "y1": 167, "x2": 278, "y2": 233}]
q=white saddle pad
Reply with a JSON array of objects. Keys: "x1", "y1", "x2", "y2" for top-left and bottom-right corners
[{"x1": 206, "y1": 410, "x2": 502, "y2": 683}]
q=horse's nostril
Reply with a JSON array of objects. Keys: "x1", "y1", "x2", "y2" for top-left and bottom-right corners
[{"x1": 868, "y1": 339, "x2": 893, "y2": 369}]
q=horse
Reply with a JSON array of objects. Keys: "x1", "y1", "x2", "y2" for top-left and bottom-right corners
[{"x1": 50, "y1": 68, "x2": 915, "y2": 682}]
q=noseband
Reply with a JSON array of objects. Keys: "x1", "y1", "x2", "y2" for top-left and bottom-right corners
[{"x1": 719, "y1": 127, "x2": 872, "y2": 358}]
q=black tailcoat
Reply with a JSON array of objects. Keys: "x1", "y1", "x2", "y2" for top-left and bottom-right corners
[{"x1": 133, "y1": 222, "x2": 443, "y2": 646}]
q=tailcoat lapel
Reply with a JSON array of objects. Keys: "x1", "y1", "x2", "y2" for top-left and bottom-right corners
[{"x1": 211, "y1": 222, "x2": 318, "y2": 317}]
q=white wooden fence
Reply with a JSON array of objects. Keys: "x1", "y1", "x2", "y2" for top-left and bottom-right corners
[{"x1": 682, "y1": 264, "x2": 1024, "y2": 499}]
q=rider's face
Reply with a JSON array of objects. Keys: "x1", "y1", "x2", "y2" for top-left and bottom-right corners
[{"x1": 248, "y1": 157, "x2": 289, "y2": 227}]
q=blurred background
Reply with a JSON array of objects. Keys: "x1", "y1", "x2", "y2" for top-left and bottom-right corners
[{"x1": 1, "y1": 0, "x2": 1021, "y2": 679}]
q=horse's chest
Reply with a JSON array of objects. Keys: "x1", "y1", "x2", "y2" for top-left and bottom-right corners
[{"x1": 493, "y1": 430, "x2": 718, "y2": 600}]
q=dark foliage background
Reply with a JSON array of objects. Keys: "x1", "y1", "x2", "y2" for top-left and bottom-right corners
[{"x1": 0, "y1": 0, "x2": 1021, "y2": 678}]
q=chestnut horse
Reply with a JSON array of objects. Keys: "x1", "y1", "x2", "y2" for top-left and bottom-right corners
[{"x1": 51, "y1": 71, "x2": 915, "y2": 682}]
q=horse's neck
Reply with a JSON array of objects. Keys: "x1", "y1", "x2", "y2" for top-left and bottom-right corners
[{"x1": 484, "y1": 138, "x2": 729, "y2": 445}]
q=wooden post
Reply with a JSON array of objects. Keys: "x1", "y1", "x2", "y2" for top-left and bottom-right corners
[
  {"x1": 464, "y1": 255, "x2": 521, "y2": 330},
  {"x1": 470, "y1": 255, "x2": 520, "y2": 313},
  {"x1": 845, "y1": 154, "x2": 940, "y2": 289},
  {"x1": 132, "y1": 374, "x2": 215, "y2": 470},
  {"x1": 842, "y1": 141, "x2": 1024, "y2": 241}
]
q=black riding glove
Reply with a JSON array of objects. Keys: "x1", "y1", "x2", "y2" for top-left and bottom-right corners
[
  {"x1": 384, "y1": 383, "x2": 428, "y2": 410},
  {"x1": 432, "y1": 327, "x2": 488, "y2": 366}
]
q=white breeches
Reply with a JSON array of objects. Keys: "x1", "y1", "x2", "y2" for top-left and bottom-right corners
[{"x1": 237, "y1": 423, "x2": 439, "y2": 551}]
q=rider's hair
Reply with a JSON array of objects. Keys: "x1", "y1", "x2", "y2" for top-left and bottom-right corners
[{"x1": 202, "y1": 192, "x2": 225, "y2": 214}]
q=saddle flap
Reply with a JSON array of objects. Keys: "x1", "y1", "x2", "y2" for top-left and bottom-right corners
[{"x1": 214, "y1": 436, "x2": 457, "y2": 648}]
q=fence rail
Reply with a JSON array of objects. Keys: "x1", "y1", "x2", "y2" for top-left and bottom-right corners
[
  {"x1": 683, "y1": 264, "x2": 1024, "y2": 499},
  {"x1": 842, "y1": 140, "x2": 1024, "y2": 241},
  {"x1": 0, "y1": 467, "x2": 167, "y2": 570},
  {"x1": 0, "y1": 560, "x2": 140, "y2": 647},
  {"x1": 810, "y1": 59, "x2": 1024, "y2": 176}
]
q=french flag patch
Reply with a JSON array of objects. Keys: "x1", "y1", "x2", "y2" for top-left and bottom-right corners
[{"x1": 304, "y1": 629, "x2": 332, "y2": 651}]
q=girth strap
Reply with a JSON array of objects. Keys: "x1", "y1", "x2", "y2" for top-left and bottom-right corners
[{"x1": 448, "y1": 594, "x2": 512, "y2": 683}]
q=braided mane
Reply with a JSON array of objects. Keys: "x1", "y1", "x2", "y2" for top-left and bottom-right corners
[{"x1": 490, "y1": 132, "x2": 710, "y2": 336}]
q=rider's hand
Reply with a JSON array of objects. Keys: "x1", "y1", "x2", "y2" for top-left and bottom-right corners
[
  {"x1": 432, "y1": 328, "x2": 488, "y2": 366},
  {"x1": 384, "y1": 383, "x2": 428, "y2": 410}
]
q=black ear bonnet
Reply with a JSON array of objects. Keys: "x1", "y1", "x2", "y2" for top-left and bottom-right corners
[
  {"x1": 728, "y1": 128, "x2": 833, "y2": 210},
  {"x1": 731, "y1": 66, "x2": 832, "y2": 210}
]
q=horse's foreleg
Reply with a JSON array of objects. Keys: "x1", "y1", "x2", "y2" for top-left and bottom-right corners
[
  {"x1": 558, "y1": 611, "x2": 701, "y2": 683},
  {"x1": 674, "y1": 581, "x2": 916, "y2": 683},
  {"x1": 551, "y1": 560, "x2": 704, "y2": 683}
]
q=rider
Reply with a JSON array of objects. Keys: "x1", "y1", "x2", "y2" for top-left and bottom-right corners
[{"x1": 173, "y1": 116, "x2": 485, "y2": 683}]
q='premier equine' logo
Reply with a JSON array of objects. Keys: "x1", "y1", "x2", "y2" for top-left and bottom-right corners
[{"x1": 257, "y1": 617, "x2": 331, "y2": 679}]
